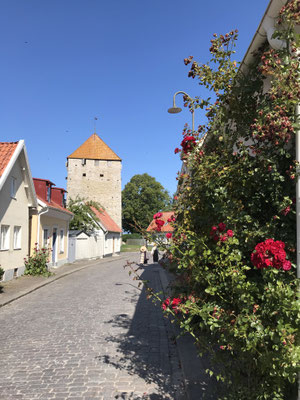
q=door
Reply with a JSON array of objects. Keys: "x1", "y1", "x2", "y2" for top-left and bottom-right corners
[
  {"x1": 68, "y1": 236, "x2": 76, "y2": 263},
  {"x1": 52, "y1": 228, "x2": 57, "y2": 264}
]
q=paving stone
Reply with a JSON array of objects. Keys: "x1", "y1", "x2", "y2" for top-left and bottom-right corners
[{"x1": 0, "y1": 255, "x2": 186, "y2": 399}]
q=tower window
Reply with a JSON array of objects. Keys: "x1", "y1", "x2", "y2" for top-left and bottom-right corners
[
  {"x1": 83, "y1": 173, "x2": 86, "y2": 177},
  {"x1": 81, "y1": 159, "x2": 86, "y2": 166},
  {"x1": 100, "y1": 174, "x2": 104, "y2": 177}
]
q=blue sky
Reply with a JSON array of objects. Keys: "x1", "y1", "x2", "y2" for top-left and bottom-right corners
[{"x1": 0, "y1": 0, "x2": 269, "y2": 196}]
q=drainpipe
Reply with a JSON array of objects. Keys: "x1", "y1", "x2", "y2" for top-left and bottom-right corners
[
  {"x1": 297, "y1": 104, "x2": 300, "y2": 281},
  {"x1": 36, "y1": 206, "x2": 48, "y2": 249},
  {"x1": 296, "y1": 103, "x2": 300, "y2": 400},
  {"x1": 263, "y1": 13, "x2": 300, "y2": 400}
]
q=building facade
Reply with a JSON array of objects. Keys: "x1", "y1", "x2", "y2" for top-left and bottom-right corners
[
  {"x1": 66, "y1": 133, "x2": 122, "y2": 229},
  {"x1": 0, "y1": 141, "x2": 37, "y2": 281},
  {"x1": 30, "y1": 178, "x2": 73, "y2": 267}
]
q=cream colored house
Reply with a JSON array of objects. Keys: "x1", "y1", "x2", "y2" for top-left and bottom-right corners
[
  {"x1": 0, "y1": 140, "x2": 37, "y2": 281},
  {"x1": 30, "y1": 178, "x2": 73, "y2": 267}
]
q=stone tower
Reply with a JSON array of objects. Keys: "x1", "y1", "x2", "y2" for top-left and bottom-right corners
[{"x1": 66, "y1": 133, "x2": 122, "y2": 228}]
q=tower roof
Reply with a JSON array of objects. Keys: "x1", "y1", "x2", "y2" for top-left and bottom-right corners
[{"x1": 67, "y1": 133, "x2": 121, "y2": 161}]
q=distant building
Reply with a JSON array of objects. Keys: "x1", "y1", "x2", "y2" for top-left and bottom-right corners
[
  {"x1": 30, "y1": 178, "x2": 73, "y2": 267},
  {"x1": 66, "y1": 133, "x2": 122, "y2": 229},
  {"x1": 147, "y1": 212, "x2": 175, "y2": 234}
]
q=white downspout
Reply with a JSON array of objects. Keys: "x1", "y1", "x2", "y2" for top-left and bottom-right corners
[
  {"x1": 296, "y1": 104, "x2": 300, "y2": 281},
  {"x1": 297, "y1": 102, "x2": 300, "y2": 400},
  {"x1": 263, "y1": 13, "x2": 300, "y2": 400},
  {"x1": 36, "y1": 207, "x2": 48, "y2": 249}
]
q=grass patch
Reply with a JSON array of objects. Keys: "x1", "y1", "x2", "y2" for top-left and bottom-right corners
[{"x1": 121, "y1": 244, "x2": 141, "y2": 252}]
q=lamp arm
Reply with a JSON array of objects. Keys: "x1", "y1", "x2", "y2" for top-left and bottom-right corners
[
  {"x1": 172, "y1": 91, "x2": 195, "y2": 131},
  {"x1": 172, "y1": 91, "x2": 191, "y2": 107}
]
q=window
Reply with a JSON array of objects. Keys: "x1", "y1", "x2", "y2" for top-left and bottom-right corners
[
  {"x1": 0, "y1": 225, "x2": 10, "y2": 250},
  {"x1": 43, "y1": 229, "x2": 49, "y2": 247},
  {"x1": 94, "y1": 160, "x2": 99, "y2": 166},
  {"x1": 81, "y1": 158, "x2": 86, "y2": 166},
  {"x1": 82, "y1": 173, "x2": 86, "y2": 177},
  {"x1": 13, "y1": 226, "x2": 21, "y2": 249},
  {"x1": 47, "y1": 186, "x2": 51, "y2": 202},
  {"x1": 100, "y1": 174, "x2": 104, "y2": 177},
  {"x1": 10, "y1": 177, "x2": 16, "y2": 198},
  {"x1": 60, "y1": 229, "x2": 64, "y2": 253}
]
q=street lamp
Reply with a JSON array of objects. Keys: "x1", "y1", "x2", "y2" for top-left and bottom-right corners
[{"x1": 168, "y1": 91, "x2": 195, "y2": 131}]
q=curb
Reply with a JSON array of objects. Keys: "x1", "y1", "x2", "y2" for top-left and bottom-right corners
[
  {"x1": 0, "y1": 253, "x2": 133, "y2": 308},
  {"x1": 158, "y1": 268, "x2": 190, "y2": 400}
]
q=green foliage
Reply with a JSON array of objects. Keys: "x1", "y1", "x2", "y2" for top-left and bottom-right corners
[
  {"x1": 0, "y1": 267, "x2": 4, "y2": 281},
  {"x1": 165, "y1": 5, "x2": 299, "y2": 399},
  {"x1": 24, "y1": 246, "x2": 51, "y2": 277},
  {"x1": 122, "y1": 233, "x2": 142, "y2": 242},
  {"x1": 67, "y1": 197, "x2": 102, "y2": 232},
  {"x1": 122, "y1": 173, "x2": 171, "y2": 233}
]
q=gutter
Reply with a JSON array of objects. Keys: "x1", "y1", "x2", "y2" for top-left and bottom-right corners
[{"x1": 240, "y1": 0, "x2": 288, "y2": 73}]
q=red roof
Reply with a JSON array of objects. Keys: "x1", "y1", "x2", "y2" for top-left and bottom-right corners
[
  {"x1": 90, "y1": 206, "x2": 122, "y2": 233},
  {"x1": 0, "y1": 142, "x2": 18, "y2": 177},
  {"x1": 37, "y1": 194, "x2": 73, "y2": 215},
  {"x1": 147, "y1": 211, "x2": 175, "y2": 232}
]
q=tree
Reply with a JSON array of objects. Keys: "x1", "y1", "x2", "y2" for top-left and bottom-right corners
[
  {"x1": 67, "y1": 197, "x2": 103, "y2": 232},
  {"x1": 122, "y1": 173, "x2": 171, "y2": 233}
]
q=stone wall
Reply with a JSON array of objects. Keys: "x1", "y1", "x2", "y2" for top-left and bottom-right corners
[{"x1": 67, "y1": 158, "x2": 122, "y2": 229}]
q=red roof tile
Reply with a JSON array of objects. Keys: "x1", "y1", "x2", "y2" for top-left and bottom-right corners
[
  {"x1": 146, "y1": 211, "x2": 175, "y2": 232},
  {"x1": 37, "y1": 195, "x2": 73, "y2": 216},
  {"x1": 0, "y1": 142, "x2": 18, "y2": 177},
  {"x1": 90, "y1": 206, "x2": 122, "y2": 233}
]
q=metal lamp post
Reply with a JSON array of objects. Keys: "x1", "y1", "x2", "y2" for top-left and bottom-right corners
[{"x1": 168, "y1": 91, "x2": 195, "y2": 131}]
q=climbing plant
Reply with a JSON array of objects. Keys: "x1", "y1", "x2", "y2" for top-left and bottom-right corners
[{"x1": 159, "y1": 2, "x2": 299, "y2": 399}]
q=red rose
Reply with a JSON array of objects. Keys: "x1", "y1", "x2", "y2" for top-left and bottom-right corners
[
  {"x1": 153, "y1": 212, "x2": 162, "y2": 219},
  {"x1": 166, "y1": 232, "x2": 172, "y2": 239},
  {"x1": 227, "y1": 230, "x2": 234, "y2": 237},
  {"x1": 218, "y1": 222, "x2": 226, "y2": 232},
  {"x1": 220, "y1": 235, "x2": 228, "y2": 242},
  {"x1": 282, "y1": 260, "x2": 291, "y2": 271}
]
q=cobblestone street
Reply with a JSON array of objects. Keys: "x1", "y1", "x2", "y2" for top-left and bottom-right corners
[{"x1": 0, "y1": 255, "x2": 186, "y2": 400}]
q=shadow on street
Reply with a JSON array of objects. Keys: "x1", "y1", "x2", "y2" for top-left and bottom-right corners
[{"x1": 96, "y1": 263, "x2": 185, "y2": 399}]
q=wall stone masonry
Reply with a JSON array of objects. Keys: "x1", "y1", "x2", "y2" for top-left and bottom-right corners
[{"x1": 67, "y1": 158, "x2": 122, "y2": 228}]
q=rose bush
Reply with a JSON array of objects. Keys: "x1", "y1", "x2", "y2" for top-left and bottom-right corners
[{"x1": 160, "y1": 3, "x2": 299, "y2": 399}]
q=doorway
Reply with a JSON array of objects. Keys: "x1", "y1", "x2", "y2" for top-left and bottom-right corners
[{"x1": 52, "y1": 228, "x2": 57, "y2": 264}]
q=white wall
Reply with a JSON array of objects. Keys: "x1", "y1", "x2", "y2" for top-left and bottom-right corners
[
  {"x1": 75, "y1": 231, "x2": 104, "y2": 260},
  {"x1": 0, "y1": 156, "x2": 30, "y2": 280}
]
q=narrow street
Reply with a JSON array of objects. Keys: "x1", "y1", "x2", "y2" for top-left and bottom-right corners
[{"x1": 0, "y1": 255, "x2": 186, "y2": 400}]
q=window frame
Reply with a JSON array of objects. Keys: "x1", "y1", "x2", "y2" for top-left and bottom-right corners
[
  {"x1": 13, "y1": 226, "x2": 22, "y2": 249},
  {"x1": 59, "y1": 228, "x2": 64, "y2": 253},
  {"x1": 43, "y1": 227, "x2": 50, "y2": 248},
  {"x1": 0, "y1": 225, "x2": 10, "y2": 250},
  {"x1": 10, "y1": 177, "x2": 17, "y2": 198}
]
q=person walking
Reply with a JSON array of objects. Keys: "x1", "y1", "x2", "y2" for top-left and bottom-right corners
[
  {"x1": 139, "y1": 245, "x2": 148, "y2": 265},
  {"x1": 151, "y1": 244, "x2": 159, "y2": 263}
]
